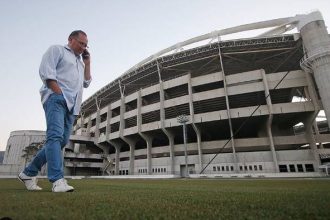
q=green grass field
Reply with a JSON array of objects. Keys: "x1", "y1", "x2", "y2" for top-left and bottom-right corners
[{"x1": 0, "y1": 178, "x2": 329, "y2": 220}]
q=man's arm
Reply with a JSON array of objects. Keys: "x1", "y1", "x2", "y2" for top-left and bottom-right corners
[
  {"x1": 39, "y1": 46, "x2": 63, "y2": 89},
  {"x1": 84, "y1": 63, "x2": 91, "y2": 81}
]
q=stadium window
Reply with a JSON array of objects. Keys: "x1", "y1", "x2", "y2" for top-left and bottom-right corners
[
  {"x1": 222, "y1": 166, "x2": 225, "y2": 171},
  {"x1": 244, "y1": 166, "x2": 248, "y2": 171},
  {"x1": 217, "y1": 166, "x2": 220, "y2": 171},
  {"x1": 305, "y1": 164, "x2": 315, "y2": 172},
  {"x1": 289, "y1": 164, "x2": 296, "y2": 172},
  {"x1": 279, "y1": 165, "x2": 288, "y2": 172},
  {"x1": 164, "y1": 168, "x2": 166, "y2": 173},
  {"x1": 158, "y1": 168, "x2": 161, "y2": 173},
  {"x1": 213, "y1": 166, "x2": 216, "y2": 171},
  {"x1": 239, "y1": 166, "x2": 243, "y2": 171},
  {"x1": 126, "y1": 170, "x2": 128, "y2": 175},
  {"x1": 259, "y1": 165, "x2": 263, "y2": 171},
  {"x1": 297, "y1": 164, "x2": 304, "y2": 172},
  {"x1": 161, "y1": 168, "x2": 163, "y2": 173},
  {"x1": 226, "y1": 166, "x2": 229, "y2": 171},
  {"x1": 254, "y1": 165, "x2": 258, "y2": 171},
  {"x1": 230, "y1": 166, "x2": 234, "y2": 171},
  {"x1": 249, "y1": 165, "x2": 252, "y2": 171}
]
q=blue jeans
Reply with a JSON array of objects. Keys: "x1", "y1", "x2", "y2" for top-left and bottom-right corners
[{"x1": 24, "y1": 93, "x2": 75, "y2": 182}]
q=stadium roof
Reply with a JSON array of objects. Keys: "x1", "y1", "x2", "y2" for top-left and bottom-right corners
[{"x1": 81, "y1": 11, "x2": 323, "y2": 116}]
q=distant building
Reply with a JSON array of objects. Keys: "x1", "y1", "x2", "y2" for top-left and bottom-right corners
[
  {"x1": 0, "y1": 151, "x2": 4, "y2": 164},
  {"x1": 0, "y1": 130, "x2": 46, "y2": 175}
]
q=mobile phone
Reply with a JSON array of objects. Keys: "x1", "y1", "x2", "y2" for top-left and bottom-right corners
[{"x1": 82, "y1": 49, "x2": 90, "y2": 59}]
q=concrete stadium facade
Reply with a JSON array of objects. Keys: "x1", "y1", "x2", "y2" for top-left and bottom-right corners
[{"x1": 66, "y1": 11, "x2": 330, "y2": 177}]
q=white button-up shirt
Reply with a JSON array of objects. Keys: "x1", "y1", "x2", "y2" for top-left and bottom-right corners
[{"x1": 39, "y1": 45, "x2": 91, "y2": 115}]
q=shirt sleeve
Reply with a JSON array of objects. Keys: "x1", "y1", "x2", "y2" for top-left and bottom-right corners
[
  {"x1": 83, "y1": 78, "x2": 92, "y2": 88},
  {"x1": 39, "y1": 45, "x2": 63, "y2": 85}
]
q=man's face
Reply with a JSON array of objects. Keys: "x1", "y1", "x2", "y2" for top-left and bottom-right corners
[{"x1": 69, "y1": 33, "x2": 88, "y2": 55}]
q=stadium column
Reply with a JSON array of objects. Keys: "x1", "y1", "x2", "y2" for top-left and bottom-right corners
[
  {"x1": 217, "y1": 41, "x2": 238, "y2": 173},
  {"x1": 261, "y1": 69, "x2": 279, "y2": 173},
  {"x1": 158, "y1": 62, "x2": 175, "y2": 174},
  {"x1": 137, "y1": 90, "x2": 153, "y2": 175},
  {"x1": 120, "y1": 129, "x2": 138, "y2": 175},
  {"x1": 313, "y1": 120, "x2": 324, "y2": 149},
  {"x1": 303, "y1": 113, "x2": 320, "y2": 166},
  {"x1": 114, "y1": 144, "x2": 121, "y2": 175},
  {"x1": 104, "y1": 105, "x2": 114, "y2": 174},
  {"x1": 86, "y1": 115, "x2": 92, "y2": 135},
  {"x1": 304, "y1": 74, "x2": 323, "y2": 149},
  {"x1": 119, "y1": 93, "x2": 138, "y2": 175},
  {"x1": 106, "y1": 140, "x2": 121, "y2": 175},
  {"x1": 119, "y1": 82, "x2": 126, "y2": 138},
  {"x1": 93, "y1": 98, "x2": 110, "y2": 164},
  {"x1": 187, "y1": 73, "x2": 203, "y2": 174},
  {"x1": 94, "y1": 97, "x2": 101, "y2": 144},
  {"x1": 123, "y1": 137, "x2": 137, "y2": 175},
  {"x1": 103, "y1": 89, "x2": 120, "y2": 175},
  {"x1": 301, "y1": 78, "x2": 320, "y2": 167},
  {"x1": 299, "y1": 11, "x2": 330, "y2": 129},
  {"x1": 105, "y1": 105, "x2": 112, "y2": 144},
  {"x1": 78, "y1": 112, "x2": 85, "y2": 134}
]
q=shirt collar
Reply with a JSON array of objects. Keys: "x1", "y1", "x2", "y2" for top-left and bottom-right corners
[{"x1": 64, "y1": 45, "x2": 81, "y2": 59}]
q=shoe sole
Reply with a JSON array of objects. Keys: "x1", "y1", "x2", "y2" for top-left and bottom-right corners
[
  {"x1": 18, "y1": 174, "x2": 42, "y2": 191},
  {"x1": 52, "y1": 189, "x2": 74, "y2": 193}
]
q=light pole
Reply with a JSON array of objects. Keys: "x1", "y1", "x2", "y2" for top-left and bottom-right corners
[{"x1": 177, "y1": 114, "x2": 189, "y2": 177}]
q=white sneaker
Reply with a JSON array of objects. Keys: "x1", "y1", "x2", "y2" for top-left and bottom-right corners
[
  {"x1": 18, "y1": 172, "x2": 42, "y2": 191},
  {"x1": 52, "y1": 178, "x2": 74, "y2": 192}
]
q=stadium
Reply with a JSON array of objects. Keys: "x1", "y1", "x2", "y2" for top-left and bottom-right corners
[{"x1": 61, "y1": 11, "x2": 330, "y2": 177}]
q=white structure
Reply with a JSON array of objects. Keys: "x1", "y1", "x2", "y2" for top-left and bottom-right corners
[
  {"x1": 63, "y1": 11, "x2": 330, "y2": 177},
  {"x1": 0, "y1": 130, "x2": 45, "y2": 175}
]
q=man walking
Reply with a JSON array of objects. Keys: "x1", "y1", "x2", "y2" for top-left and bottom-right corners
[{"x1": 18, "y1": 30, "x2": 92, "y2": 192}]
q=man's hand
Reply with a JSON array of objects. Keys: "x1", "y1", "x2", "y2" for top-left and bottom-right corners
[
  {"x1": 82, "y1": 49, "x2": 90, "y2": 65},
  {"x1": 83, "y1": 50, "x2": 91, "y2": 81},
  {"x1": 46, "y1": 79, "x2": 62, "y2": 94}
]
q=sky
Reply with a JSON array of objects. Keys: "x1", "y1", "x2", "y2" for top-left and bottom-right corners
[{"x1": 1, "y1": 0, "x2": 330, "y2": 151}]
